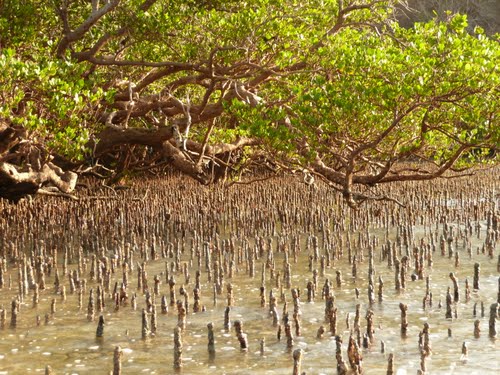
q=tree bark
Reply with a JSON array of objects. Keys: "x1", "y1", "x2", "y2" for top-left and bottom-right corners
[
  {"x1": 94, "y1": 125, "x2": 175, "y2": 156},
  {"x1": 0, "y1": 162, "x2": 77, "y2": 202},
  {"x1": 0, "y1": 124, "x2": 78, "y2": 202}
]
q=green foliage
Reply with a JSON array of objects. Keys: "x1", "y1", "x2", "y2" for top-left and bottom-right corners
[
  {"x1": 230, "y1": 12, "x2": 499, "y2": 167},
  {"x1": 0, "y1": 49, "x2": 105, "y2": 160},
  {"x1": 1, "y1": 0, "x2": 498, "y2": 171}
]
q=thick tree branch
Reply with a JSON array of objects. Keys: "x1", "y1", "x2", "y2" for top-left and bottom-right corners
[
  {"x1": 94, "y1": 125, "x2": 174, "y2": 156},
  {"x1": 84, "y1": 56, "x2": 199, "y2": 69},
  {"x1": 113, "y1": 67, "x2": 194, "y2": 101},
  {"x1": 327, "y1": 0, "x2": 390, "y2": 37},
  {"x1": 73, "y1": 0, "x2": 158, "y2": 62},
  {"x1": 56, "y1": 0, "x2": 121, "y2": 58},
  {"x1": 161, "y1": 141, "x2": 209, "y2": 184},
  {"x1": 310, "y1": 156, "x2": 345, "y2": 186},
  {"x1": 186, "y1": 137, "x2": 260, "y2": 156},
  {"x1": 0, "y1": 161, "x2": 77, "y2": 200},
  {"x1": 374, "y1": 144, "x2": 471, "y2": 183},
  {"x1": 107, "y1": 75, "x2": 265, "y2": 125}
]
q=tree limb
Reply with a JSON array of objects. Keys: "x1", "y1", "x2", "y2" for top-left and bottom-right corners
[
  {"x1": 73, "y1": 0, "x2": 158, "y2": 62},
  {"x1": 56, "y1": 0, "x2": 121, "y2": 58},
  {"x1": 369, "y1": 144, "x2": 471, "y2": 183},
  {"x1": 94, "y1": 125, "x2": 174, "y2": 156},
  {"x1": 0, "y1": 161, "x2": 78, "y2": 201},
  {"x1": 161, "y1": 141, "x2": 208, "y2": 184},
  {"x1": 185, "y1": 137, "x2": 260, "y2": 156}
]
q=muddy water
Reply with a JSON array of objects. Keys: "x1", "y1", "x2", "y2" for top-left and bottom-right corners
[{"x1": 0, "y1": 174, "x2": 498, "y2": 374}]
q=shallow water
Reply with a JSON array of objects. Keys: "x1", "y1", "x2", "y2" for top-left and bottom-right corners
[
  {"x1": 0, "y1": 175, "x2": 498, "y2": 374},
  {"x1": 0, "y1": 226, "x2": 498, "y2": 374}
]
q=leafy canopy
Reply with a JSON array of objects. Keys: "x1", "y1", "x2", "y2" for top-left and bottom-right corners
[{"x1": 0, "y1": 0, "x2": 498, "y2": 202}]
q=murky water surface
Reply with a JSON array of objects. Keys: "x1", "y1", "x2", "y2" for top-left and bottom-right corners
[{"x1": 0, "y1": 175, "x2": 498, "y2": 374}]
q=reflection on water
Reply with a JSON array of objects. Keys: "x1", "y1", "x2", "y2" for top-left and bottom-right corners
[{"x1": 0, "y1": 175, "x2": 498, "y2": 374}]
